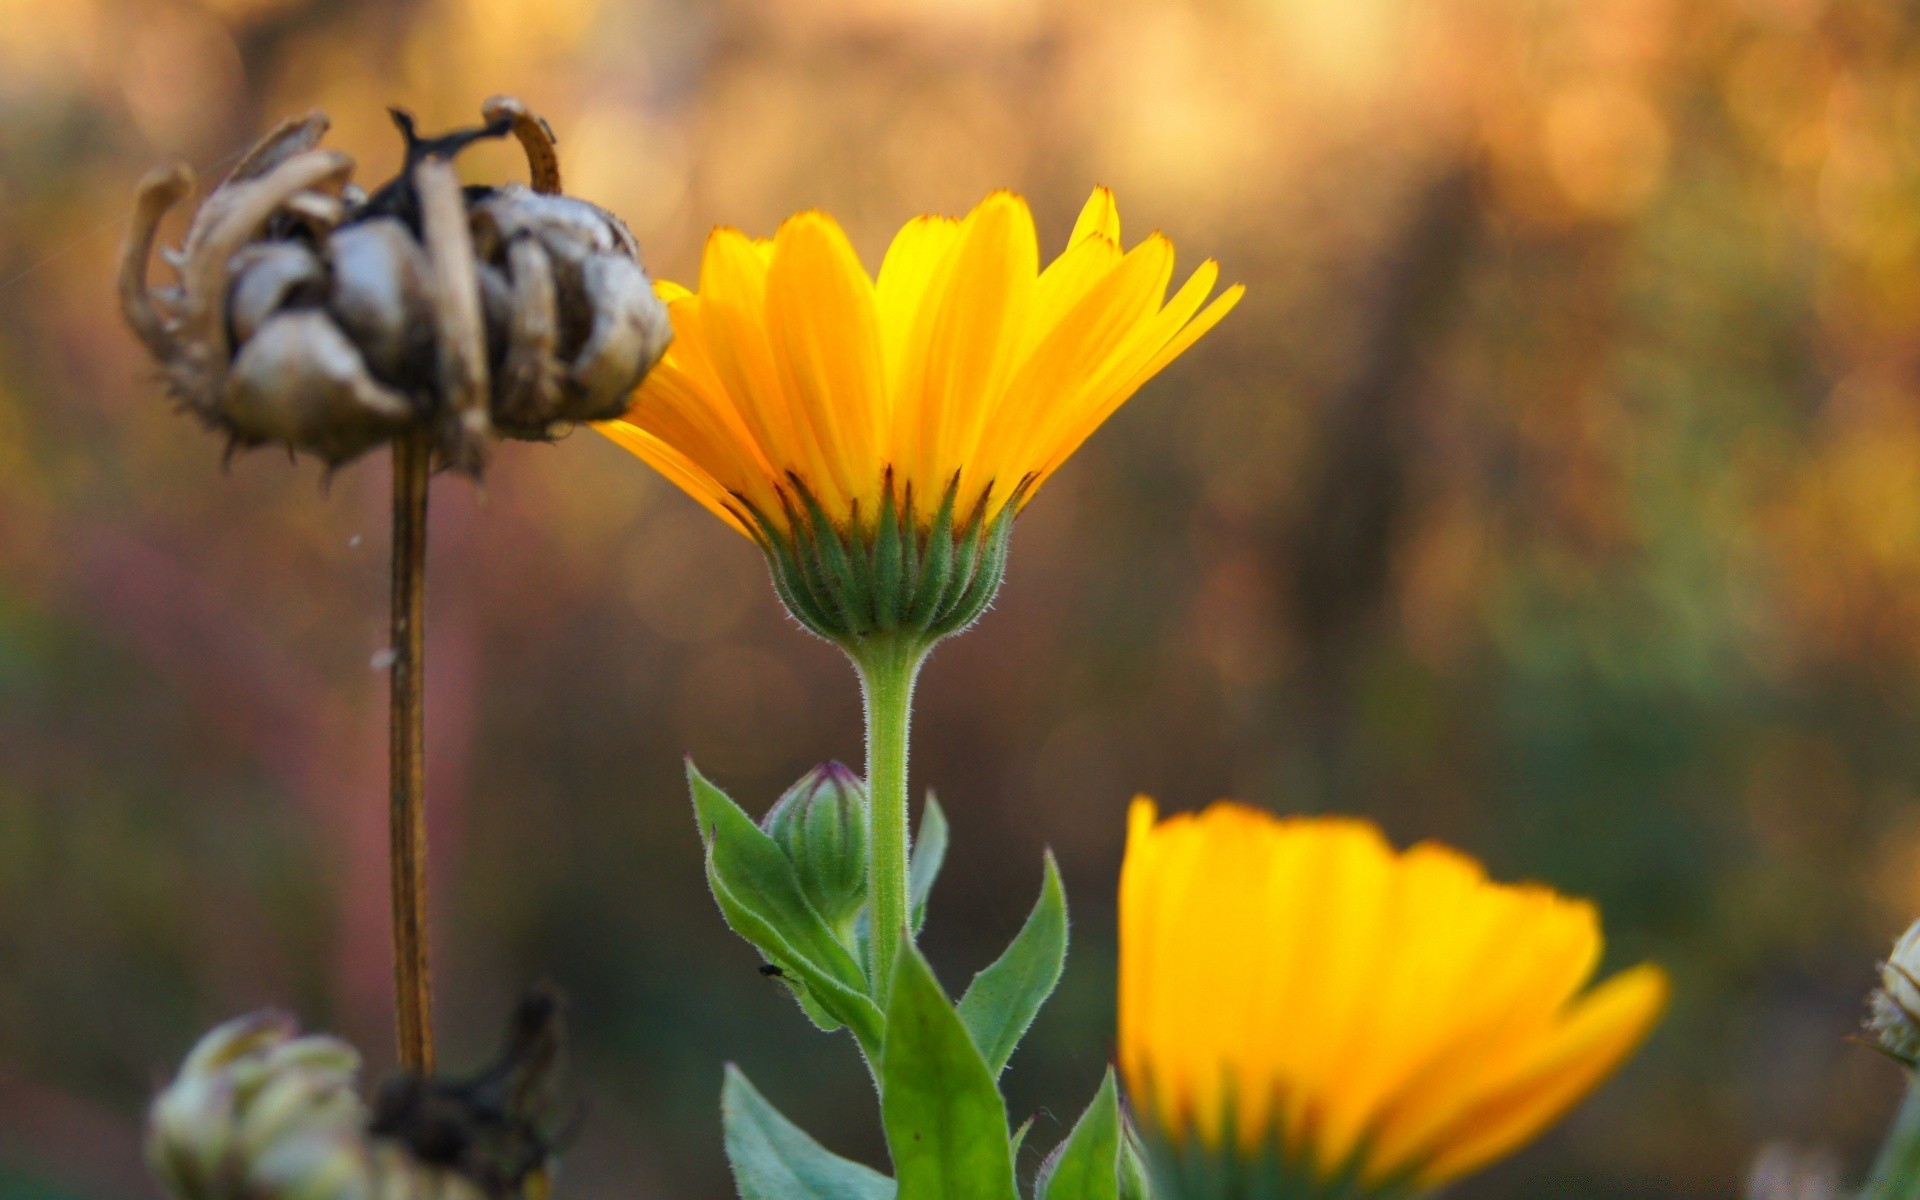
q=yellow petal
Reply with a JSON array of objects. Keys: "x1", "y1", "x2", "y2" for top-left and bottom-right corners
[
  {"x1": 1028, "y1": 230, "x2": 1125, "y2": 360},
  {"x1": 592, "y1": 420, "x2": 754, "y2": 537},
  {"x1": 1030, "y1": 273, "x2": 1243, "y2": 497},
  {"x1": 981, "y1": 235, "x2": 1170, "y2": 502},
  {"x1": 599, "y1": 188, "x2": 1238, "y2": 564},
  {"x1": 1069, "y1": 185, "x2": 1121, "y2": 247},
  {"x1": 891, "y1": 191, "x2": 1038, "y2": 500},
  {"x1": 875, "y1": 214, "x2": 962, "y2": 388},
  {"x1": 696, "y1": 229, "x2": 808, "y2": 487},
  {"x1": 1411, "y1": 964, "x2": 1670, "y2": 1187},
  {"x1": 766, "y1": 212, "x2": 888, "y2": 520},
  {"x1": 1117, "y1": 802, "x2": 1666, "y2": 1191}
]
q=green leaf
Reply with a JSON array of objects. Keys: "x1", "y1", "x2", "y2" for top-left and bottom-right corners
[
  {"x1": 1117, "y1": 1120, "x2": 1152, "y2": 1200},
  {"x1": 722, "y1": 1064, "x2": 896, "y2": 1200},
  {"x1": 1037, "y1": 1071, "x2": 1120, "y2": 1200},
  {"x1": 1011, "y1": 1116, "x2": 1034, "y2": 1165},
  {"x1": 956, "y1": 852, "x2": 1067, "y2": 1075},
  {"x1": 690, "y1": 761, "x2": 884, "y2": 1054},
  {"x1": 881, "y1": 940, "x2": 1019, "y2": 1200},
  {"x1": 909, "y1": 794, "x2": 950, "y2": 934}
]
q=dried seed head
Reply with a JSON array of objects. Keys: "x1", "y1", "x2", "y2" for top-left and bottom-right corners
[
  {"x1": 146, "y1": 1011, "x2": 373, "y2": 1200},
  {"x1": 117, "y1": 98, "x2": 671, "y2": 473},
  {"x1": 147, "y1": 1002, "x2": 564, "y2": 1200},
  {"x1": 1868, "y1": 918, "x2": 1920, "y2": 1066}
]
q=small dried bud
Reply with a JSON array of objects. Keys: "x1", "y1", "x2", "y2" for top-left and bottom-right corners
[
  {"x1": 369, "y1": 986, "x2": 570, "y2": 1199},
  {"x1": 117, "y1": 98, "x2": 671, "y2": 473},
  {"x1": 146, "y1": 1011, "x2": 371, "y2": 1200},
  {"x1": 145, "y1": 1000, "x2": 563, "y2": 1200},
  {"x1": 763, "y1": 762, "x2": 869, "y2": 928},
  {"x1": 1868, "y1": 919, "x2": 1920, "y2": 1066}
]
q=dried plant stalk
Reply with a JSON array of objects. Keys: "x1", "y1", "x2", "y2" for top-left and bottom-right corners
[{"x1": 115, "y1": 98, "x2": 672, "y2": 1074}]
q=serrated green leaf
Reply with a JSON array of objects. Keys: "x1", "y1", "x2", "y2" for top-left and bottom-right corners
[
  {"x1": 722, "y1": 1064, "x2": 896, "y2": 1200},
  {"x1": 909, "y1": 795, "x2": 950, "y2": 934},
  {"x1": 956, "y1": 852, "x2": 1067, "y2": 1075},
  {"x1": 881, "y1": 940, "x2": 1019, "y2": 1200},
  {"x1": 690, "y1": 761, "x2": 884, "y2": 1053},
  {"x1": 1038, "y1": 1071, "x2": 1120, "y2": 1200}
]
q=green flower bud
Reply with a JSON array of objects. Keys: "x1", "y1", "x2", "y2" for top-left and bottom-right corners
[
  {"x1": 763, "y1": 761, "x2": 869, "y2": 929},
  {"x1": 147, "y1": 1012, "x2": 372, "y2": 1200}
]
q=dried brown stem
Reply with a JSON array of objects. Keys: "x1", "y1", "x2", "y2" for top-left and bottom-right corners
[
  {"x1": 389, "y1": 429, "x2": 434, "y2": 1072},
  {"x1": 482, "y1": 95, "x2": 563, "y2": 194}
]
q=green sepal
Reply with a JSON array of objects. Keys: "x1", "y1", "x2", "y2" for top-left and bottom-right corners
[
  {"x1": 908, "y1": 794, "x2": 950, "y2": 935},
  {"x1": 777, "y1": 488, "x2": 853, "y2": 637},
  {"x1": 1140, "y1": 1119, "x2": 1419, "y2": 1200},
  {"x1": 745, "y1": 501, "x2": 840, "y2": 640},
  {"x1": 722, "y1": 1064, "x2": 896, "y2": 1200},
  {"x1": 880, "y1": 938, "x2": 1020, "y2": 1200},
  {"x1": 1037, "y1": 1071, "x2": 1121, "y2": 1200},
  {"x1": 754, "y1": 472, "x2": 1017, "y2": 650},
  {"x1": 873, "y1": 476, "x2": 907, "y2": 631},
  {"x1": 942, "y1": 507, "x2": 1016, "y2": 637},
  {"x1": 689, "y1": 761, "x2": 884, "y2": 1055},
  {"x1": 933, "y1": 500, "x2": 985, "y2": 629},
  {"x1": 957, "y1": 852, "x2": 1067, "y2": 1076},
  {"x1": 797, "y1": 480, "x2": 871, "y2": 630},
  {"x1": 903, "y1": 481, "x2": 960, "y2": 632}
]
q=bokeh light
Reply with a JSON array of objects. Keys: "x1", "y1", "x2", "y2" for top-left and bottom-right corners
[{"x1": 5, "y1": 0, "x2": 1920, "y2": 1195}]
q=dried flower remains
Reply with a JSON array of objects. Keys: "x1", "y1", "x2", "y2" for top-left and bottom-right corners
[{"x1": 118, "y1": 96, "x2": 671, "y2": 472}]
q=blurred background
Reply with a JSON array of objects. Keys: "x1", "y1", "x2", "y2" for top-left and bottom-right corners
[{"x1": 2, "y1": 0, "x2": 1916, "y2": 1194}]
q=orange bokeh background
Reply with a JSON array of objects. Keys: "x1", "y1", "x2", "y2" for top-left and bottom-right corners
[{"x1": 6, "y1": 0, "x2": 1920, "y2": 1194}]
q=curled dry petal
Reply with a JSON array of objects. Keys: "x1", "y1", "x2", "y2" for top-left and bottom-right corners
[
  {"x1": 118, "y1": 163, "x2": 194, "y2": 360},
  {"x1": 473, "y1": 185, "x2": 638, "y2": 262},
  {"x1": 570, "y1": 251, "x2": 671, "y2": 418},
  {"x1": 414, "y1": 157, "x2": 493, "y2": 470},
  {"x1": 481, "y1": 95, "x2": 562, "y2": 195},
  {"x1": 467, "y1": 185, "x2": 667, "y2": 426},
  {"x1": 180, "y1": 113, "x2": 331, "y2": 270},
  {"x1": 176, "y1": 150, "x2": 354, "y2": 406},
  {"x1": 227, "y1": 243, "x2": 327, "y2": 347},
  {"x1": 494, "y1": 235, "x2": 563, "y2": 433},
  {"x1": 222, "y1": 311, "x2": 414, "y2": 463},
  {"x1": 226, "y1": 111, "x2": 331, "y2": 185},
  {"x1": 274, "y1": 191, "x2": 347, "y2": 241},
  {"x1": 328, "y1": 217, "x2": 435, "y2": 384}
]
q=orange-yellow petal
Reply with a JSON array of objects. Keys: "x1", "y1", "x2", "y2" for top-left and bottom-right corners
[
  {"x1": 601, "y1": 188, "x2": 1237, "y2": 566},
  {"x1": 1118, "y1": 800, "x2": 1666, "y2": 1191}
]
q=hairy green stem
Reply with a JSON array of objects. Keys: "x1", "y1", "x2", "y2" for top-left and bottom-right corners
[
  {"x1": 854, "y1": 636, "x2": 925, "y2": 1001},
  {"x1": 1866, "y1": 1078, "x2": 1920, "y2": 1200}
]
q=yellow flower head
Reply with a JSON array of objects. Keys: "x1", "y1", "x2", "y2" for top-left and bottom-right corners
[
  {"x1": 597, "y1": 188, "x2": 1240, "y2": 647},
  {"x1": 1119, "y1": 799, "x2": 1668, "y2": 1196}
]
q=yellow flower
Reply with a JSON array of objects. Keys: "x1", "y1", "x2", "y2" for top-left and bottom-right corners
[
  {"x1": 1119, "y1": 799, "x2": 1668, "y2": 1195},
  {"x1": 601, "y1": 186, "x2": 1239, "y2": 538},
  {"x1": 596, "y1": 188, "x2": 1240, "y2": 646}
]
